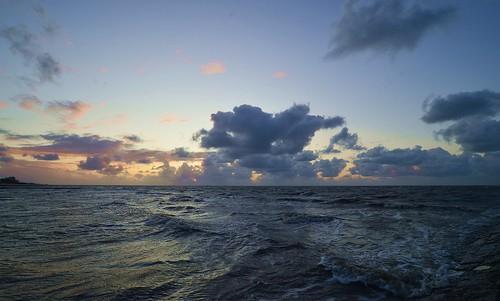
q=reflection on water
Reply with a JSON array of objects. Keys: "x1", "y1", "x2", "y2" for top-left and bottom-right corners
[{"x1": 0, "y1": 186, "x2": 499, "y2": 300}]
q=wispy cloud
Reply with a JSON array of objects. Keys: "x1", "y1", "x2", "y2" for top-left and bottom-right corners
[
  {"x1": 16, "y1": 94, "x2": 43, "y2": 111},
  {"x1": 0, "y1": 101, "x2": 8, "y2": 110},
  {"x1": 160, "y1": 114, "x2": 188, "y2": 124},
  {"x1": 201, "y1": 61, "x2": 225, "y2": 75},
  {"x1": 0, "y1": 4, "x2": 63, "y2": 86},
  {"x1": 46, "y1": 100, "x2": 92, "y2": 124}
]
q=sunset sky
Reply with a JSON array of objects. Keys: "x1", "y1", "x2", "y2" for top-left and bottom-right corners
[{"x1": 1, "y1": 0, "x2": 499, "y2": 185}]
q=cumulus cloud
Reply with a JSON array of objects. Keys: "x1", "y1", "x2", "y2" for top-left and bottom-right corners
[
  {"x1": 326, "y1": 0, "x2": 456, "y2": 59},
  {"x1": 194, "y1": 104, "x2": 346, "y2": 183},
  {"x1": 32, "y1": 153, "x2": 60, "y2": 161},
  {"x1": 422, "y1": 90, "x2": 500, "y2": 154},
  {"x1": 422, "y1": 90, "x2": 500, "y2": 123},
  {"x1": 314, "y1": 158, "x2": 347, "y2": 177},
  {"x1": 436, "y1": 118, "x2": 500, "y2": 153},
  {"x1": 196, "y1": 104, "x2": 344, "y2": 158},
  {"x1": 201, "y1": 61, "x2": 225, "y2": 75},
  {"x1": 324, "y1": 127, "x2": 365, "y2": 153},
  {"x1": 351, "y1": 146, "x2": 472, "y2": 177}
]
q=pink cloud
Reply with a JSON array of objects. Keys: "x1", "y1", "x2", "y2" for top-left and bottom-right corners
[
  {"x1": 273, "y1": 71, "x2": 288, "y2": 79},
  {"x1": 0, "y1": 101, "x2": 8, "y2": 110},
  {"x1": 18, "y1": 96, "x2": 43, "y2": 111},
  {"x1": 45, "y1": 101, "x2": 92, "y2": 128},
  {"x1": 201, "y1": 61, "x2": 225, "y2": 75},
  {"x1": 160, "y1": 114, "x2": 188, "y2": 124}
]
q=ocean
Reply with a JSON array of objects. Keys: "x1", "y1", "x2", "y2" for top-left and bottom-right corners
[{"x1": 1, "y1": 186, "x2": 499, "y2": 300}]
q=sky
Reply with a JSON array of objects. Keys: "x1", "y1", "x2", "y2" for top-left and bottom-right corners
[{"x1": 0, "y1": 0, "x2": 499, "y2": 185}]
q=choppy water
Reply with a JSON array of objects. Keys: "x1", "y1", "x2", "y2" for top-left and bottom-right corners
[{"x1": 1, "y1": 186, "x2": 499, "y2": 300}]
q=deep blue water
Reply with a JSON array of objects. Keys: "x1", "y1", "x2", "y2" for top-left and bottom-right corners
[{"x1": 1, "y1": 186, "x2": 499, "y2": 300}]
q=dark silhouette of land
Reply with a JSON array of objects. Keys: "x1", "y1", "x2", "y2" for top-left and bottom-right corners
[{"x1": 0, "y1": 177, "x2": 36, "y2": 185}]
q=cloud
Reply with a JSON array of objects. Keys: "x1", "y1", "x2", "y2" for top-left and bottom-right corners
[
  {"x1": 422, "y1": 90, "x2": 500, "y2": 154},
  {"x1": 78, "y1": 155, "x2": 124, "y2": 175},
  {"x1": 34, "y1": 134, "x2": 123, "y2": 155},
  {"x1": 422, "y1": 90, "x2": 500, "y2": 123},
  {"x1": 0, "y1": 25, "x2": 61, "y2": 84},
  {"x1": 313, "y1": 158, "x2": 347, "y2": 177},
  {"x1": 196, "y1": 104, "x2": 344, "y2": 158},
  {"x1": 326, "y1": 0, "x2": 456, "y2": 59},
  {"x1": 36, "y1": 53, "x2": 61, "y2": 83},
  {"x1": 33, "y1": 4, "x2": 59, "y2": 36},
  {"x1": 0, "y1": 101, "x2": 7, "y2": 110},
  {"x1": 324, "y1": 127, "x2": 365, "y2": 153},
  {"x1": 436, "y1": 118, "x2": 500, "y2": 153},
  {"x1": 160, "y1": 114, "x2": 187, "y2": 124},
  {"x1": 13, "y1": 95, "x2": 92, "y2": 127},
  {"x1": 273, "y1": 71, "x2": 288, "y2": 79},
  {"x1": 123, "y1": 135, "x2": 143, "y2": 143},
  {"x1": 474, "y1": 152, "x2": 500, "y2": 177},
  {"x1": 194, "y1": 104, "x2": 346, "y2": 183},
  {"x1": 15, "y1": 94, "x2": 43, "y2": 111},
  {"x1": 351, "y1": 146, "x2": 472, "y2": 177},
  {"x1": 0, "y1": 145, "x2": 14, "y2": 163},
  {"x1": 45, "y1": 100, "x2": 92, "y2": 124},
  {"x1": 172, "y1": 147, "x2": 190, "y2": 158},
  {"x1": 201, "y1": 61, "x2": 225, "y2": 75},
  {"x1": 32, "y1": 153, "x2": 60, "y2": 161},
  {"x1": 0, "y1": 128, "x2": 39, "y2": 141}
]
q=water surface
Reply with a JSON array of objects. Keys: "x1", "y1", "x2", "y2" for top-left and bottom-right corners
[{"x1": 1, "y1": 186, "x2": 499, "y2": 300}]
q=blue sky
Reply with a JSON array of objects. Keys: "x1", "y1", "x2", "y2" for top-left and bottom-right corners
[{"x1": 0, "y1": 0, "x2": 499, "y2": 184}]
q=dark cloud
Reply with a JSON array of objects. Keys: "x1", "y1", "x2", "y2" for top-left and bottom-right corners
[
  {"x1": 78, "y1": 155, "x2": 124, "y2": 175},
  {"x1": 0, "y1": 26, "x2": 37, "y2": 60},
  {"x1": 195, "y1": 154, "x2": 253, "y2": 185},
  {"x1": 123, "y1": 135, "x2": 143, "y2": 143},
  {"x1": 474, "y1": 152, "x2": 500, "y2": 177},
  {"x1": 422, "y1": 90, "x2": 500, "y2": 154},
  {"x1": 293, "y1": 150, "x2": 318, "y2": 162},
  {"x1": 324, "y1": 127, "x2": 365, "y2": 153},
  {"x1": 172, "y1": 147, "x2": 190, "y2": 158},
  {"x1": 326, "y1": 0, "x2": 455, "y2": 59},
  {"x1": 196, "y1": 104, "x2": 344, "y2": 158},
  {"x1": 33, "y1": 153, "x2": 60, "y2": 161},
  {"x1": 0, "y1": 5, "x2": 62, "y2": 85},
  {"x1": 351, "y1": 146, "x2": 472, "y2": 177},
  {"x1": 194, "y1": 104, "x2": 347, "y2": 183},
  {"x1": 35, "y1": 134, "x2": 123, "y2": 155},
  {"x1": 0, "y1": 145, "x2": 14, "y2": 163},
  {"x1": 422, "y1": 90, "x2": 500, "y2": 123},
  {"x1": 35, "y1": 53, "x2": 61, "y2": 83},
  {"x1": 436, "y1": 118, "x2": 500, "y2": 153},
  {"x1": 313, "y1": 158, "x2": 347, "y2": 177}
]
